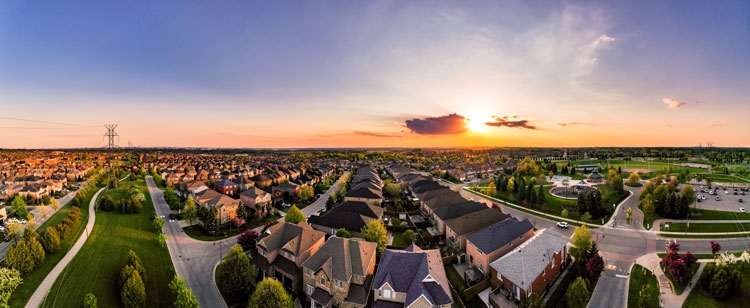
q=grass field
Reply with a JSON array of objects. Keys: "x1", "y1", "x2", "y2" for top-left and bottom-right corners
[
  {"x1": 699, "y1": 173, "x2": 750, "y2": 184},
  {"x1": 628, "y1": 264, "x2": 659, "y2": 308},
  {"x1": 682, "y1": 264, "x2": 750, "y2": 308},
  {"x1": 690, "y1": 209, "x2": 750, "y2": 220},
  {"x1": 42, "y1": 177, "x2": 176, "y2": 308},
  {"x1": 390, "y1": 231, "x2": 412, "y2": 248},
  {"x1": 8, "y1": 183, "x2": 103, "y2": 308},
  {"x1": 556, "y1": 160, "x2": 709, "y2": 174},
  {"x1": 660, "y1": 222, "x2": 750, "y2": 233}
]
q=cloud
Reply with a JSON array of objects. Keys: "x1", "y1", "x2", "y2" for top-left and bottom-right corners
[
  {"x1": 557, "y1": 122, "x2": 582, "y2": 127},
  {"x1": 485, "y1": 116, "x2": 537, "y2": 130},
  {"x1": 404, "y1": 113, "x2": 468, "y2": 135},
  {"x1": 352, "y1": 131, "x2": 405, "y2": 138},
  {"x1": 663, "y1": 98, "x2": 687, "y2": 109}
]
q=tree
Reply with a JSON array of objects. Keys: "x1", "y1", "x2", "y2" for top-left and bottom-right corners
[
  {"x1": 537, "y1": 183, "x2": 545, "y2": 205},
  {"x1": 248, "y1": 278, "x2": 293, "y2": 308},
  {"x1": 233, "y1": 216, "x2": 246, "y2": 228},
  {"x1": 361, "y1": 219, "x2": 388, "y2": 255},
  {"x1": 585, "y1": 252, "x2": 604, "y2": 281},
  {"x1": 507, "y1": 177, "x2": 515, "y2": 193},
  {"x1": 237, "y1": 230, "x2": 259, "y2": 250},
  {"x1": 383, "y1": 182, "x2": 401, "y2": 198},
  {"x1": 153, "y1": 216, "x2": 164, "y2": 233},
  {"x1": 38, "y1": 206, "x2": 50, "y2": 219},
  {"x1": 236, "y1": 203, "x2": 251, "y2": 221},
  {"x1": 519, "y1": 294, "x2": 544, "y2": 308},
  {"x1": 50, "y1": 198, "x2": 59, "y2": 211},
  {"x1": 300, "y1": 185, "x2": 315, "y2": 201},
  {"x1": 284, "y1": 205, "x2": 306, "y2": 224},
  {"x1": 183, "y1": 197, "x2": 198, "y2": 226},
  {"x1": 99, "y1": 195, "x2": 116, "y2": 211},
  {"x1": 122, "y1": 270, "x2": 146, "y2": 308},
  {"x1": 642, "y1": 196, "x2": 655, "y2": 219},
  {"x1": 571, "y1": 225, "x2": 592, "y2": 261},
  {"x1": 125, "y1": 250, "x2": 146, "y2": 285},
  {"x1": 710, "y1": 240, "x2": 721, "y2": 254},
  {"x1": 169, "y1": 275, "x2": 199, "y2": 308},
  {"x1": 10, "y1": 196, "x2": 27, "y2": 219},
  {"x1": 217, "y1": 244, "x2": 255, "y2": 302},
  {"x1": 580, "y1": 212, "x2": 592, "y2": 224},
  {"x1": 627, "y1": 172, "x2": 641, "y2": 186},
  {"x1": 486, "y1": 179, "x2": 497, "y2": 196},
  {"x1": 0, "y1": 268, "x2": 22, "y2": 308},
  {"x1": 158, "y1": 233, "x2": 167, "y2": 247},
  {"x1": 41, "y1": 226, "x2": 61, "y2": 254},
  {"x1": 625, "y1": 208, "x2": 633, "y2": 224},
  {"x1": 83, "y1": 293, "x2": 98, "y2": 308},
  {"x1": 403, "y1": 229, "x2": 416, "y2": 246},
  {"x1": 336, "y1": 228, "x2": 351, "y2": 238},
  {"x1": 564, "y1": 277, "x2": 590, "y2": 308},
  {"x1": 326, "y1": 195, "x2": 336, "y2": 210}
]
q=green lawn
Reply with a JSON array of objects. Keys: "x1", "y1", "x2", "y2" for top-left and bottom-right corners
[
  {"x1": 699, "y1": 173, "x2": 750, "y2": 184},
  {"x1": 683, "y1": 264, "x2": 750, "y2": 308},
  {"x1": 660, "y1": 222, "x2": 750, "y2": 233},
  {"x1": 390, "y1": 231, "x2": 413, "y2": 248},
  {"x1": 8, "y1": 183, "x2": 103, "y2": 308},
  {"x1": 657, "y1": 251, "x2": 745, "y2": 260},
  {"x1": 658, "y1": 233, "x2": 750, "y2": 239},
  {"x1": 444, "y1": 264, "x2": 466, "y2": 291},
  {"x1": 628, "y1": 264, "x2": 659, "y2": 308},
  {"x1": 661, "y1": 263, "x2": 699, "y2": 295},
  {"x1": 690, "y1": 209, "x2": 750, "y2": 220},
  {"x1": 182, "y1": 214, "x2": 281, "y2": 241},
  {"x1": 42, "y1": 178, "x2": 176, "y2": 308}
]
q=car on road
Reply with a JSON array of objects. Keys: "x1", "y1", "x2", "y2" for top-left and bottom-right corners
[
  {"x1": 741, "y1": 207, "x2": 746, "y2": 213},
  {"x1": 739, "y1": 199, "x2": 744, "y2": 203},
  {"x1": 557, "y1": 221, "x2": 569, "y2": 229},
  {"x1": 715, "y1": 196, "x2": 721, "y2": 201}
]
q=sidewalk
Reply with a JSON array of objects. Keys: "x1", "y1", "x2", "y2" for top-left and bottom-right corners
[
  {"x1": 634, "y1": 253, "x2": 706, "y2": 308},
  {"x1": 27, "y1": 187, "x2": 105, "y2": 308}
]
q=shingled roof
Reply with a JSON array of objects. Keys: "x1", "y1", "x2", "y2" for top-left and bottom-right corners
[
  {"x1": 301, "y1": 237, "x2": 376, "y2": 283},
  {"x1": 443, "y1": 208, "x2": 511, "y2": 236},
  {"x1": 373, "y1": 245, "x2": 452, "y2": 307},
  {"x1": 257, "y1": 222, "x2": 326, "y2": 257},
  {"x1": 489, "y1": 228, "x2": 569, "y2": 293},
  {"x1": 465, "y1": 218, "x2": 534, "y2": 254}
]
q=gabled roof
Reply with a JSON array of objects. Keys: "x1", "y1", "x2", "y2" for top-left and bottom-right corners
[
  {"x1": 240, "y1": 187, "x2": 270, "y2": 199},
  {"x1": 257, "y1": 222, "x2": 326, "y2": 256},
  {"x1": 490, "y1": 228, "x2": 569, "y2": 292},
  {"x1": 415, "y1": 187, "x2": 455, "y2": 201},
  {"x1": 443, "y1": 208, "x2": 510, "y2": 236},
  {"x1": 465, "y1": 218, "x2": 534, "y2": 253},
  {"x1": 275, "y1": 181, "x2": 300, "y2": 189},
  {"x1": 214, "y1": 179, "x2": 237, "y2": 187},
  {"x1": 421, "y1": 192, "x2": 466, "y2": 211},
  {"x1": 205, "y1": 195, "x2": 240, "y2": 209},
  {"x1": 433, "y1": 201, "x2": 488, "y2": 221},
  {"x1": 308, "y1": 201, "x2": 384, "y2": 233},
  {"x1": 302, "y1": 237, "x2": 377, "y2": 283},
  {"x1": 345, "y1": 187, "x2": 383, "y2": 200},
  {"x1": 373, "y1": 245, "x2": 452, "y2": 306}
]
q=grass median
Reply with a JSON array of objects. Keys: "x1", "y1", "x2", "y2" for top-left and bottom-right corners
[
  {"x1": 42, "y1": 177, "x2": 176, "y2": 308},
  {"x1": 660, "y1": 222, "x2": 750, "y2": 233},
  {"x1": 628, "y1": 264, "x2": 659, "y2": 308}
]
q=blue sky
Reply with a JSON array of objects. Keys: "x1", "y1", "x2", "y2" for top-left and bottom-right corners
[{"x1": 0, "y1": 1, "x2": 748, "y2": 148}]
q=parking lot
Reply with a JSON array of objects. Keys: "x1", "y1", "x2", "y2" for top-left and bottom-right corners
[{"x1": 693, "y1": 186, "x2": 748, "y2": 212}]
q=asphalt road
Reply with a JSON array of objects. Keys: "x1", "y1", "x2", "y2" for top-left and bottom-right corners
[{"x1": 588, "y1": 259, "x2": 631, "y2": 308}]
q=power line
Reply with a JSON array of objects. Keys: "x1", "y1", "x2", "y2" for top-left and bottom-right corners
[{"x1": 0, "y1": 116, "x2": 99, "y2": 127}]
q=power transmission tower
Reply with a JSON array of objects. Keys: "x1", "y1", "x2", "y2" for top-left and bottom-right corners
[{"x1": 104, "y1": 124, "x2": 119, "y2": 150}]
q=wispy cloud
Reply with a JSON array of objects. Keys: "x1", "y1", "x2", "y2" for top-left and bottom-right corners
[
  {"x1": 485, "y1": 116, "x2": 536, "y2": 130},
  {"x1": 663, "y1": 98, "x2": 687, "y2": 109},
  {"x1": 557, "y1": 122, "x2": 582, "y2": 127},
  {"x1": 352, "y1": 131, "x2": 405, "y2": 138},
  {"x1": 404, "y1": 113, "x2": 468, "y2": 135}
]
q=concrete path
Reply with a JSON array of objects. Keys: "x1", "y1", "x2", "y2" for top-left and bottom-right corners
[
  {"x1": 27, "y1": 186, "x2": 106, "y2": 308},
  {"x1": 635, "y1": 253, "x2": 707, "y2": 308}
]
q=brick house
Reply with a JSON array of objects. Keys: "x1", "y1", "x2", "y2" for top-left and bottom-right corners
[
  {"x1": 253, "y1": 222, "x2": 326, "y2": 292},
  {"x1": 214, "y1": 179, "x2": 238, "y2": 196},
  {"x1": 489, "y1": 228, "x2": 569, "y2": 303},
  {"x1": 301, "y1": 237, "x2": 377, "y2": 308},
  {"x1": 371, "y1": 245, "x2": 452, "y2": 308},
  {"x1": 443, "y1": 208, "x2": 510, "y2": 251},
  {"x1": 465, "y1": 218, "x2": 534, "y2": 276}
]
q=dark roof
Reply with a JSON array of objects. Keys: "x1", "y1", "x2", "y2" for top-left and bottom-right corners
[
  {"x1": 308, "y1": 211, "x2": 373, "y2": 233},
  {"x1": 271, "y1": 252, "x2": 299, "y2": 276},
  {"x1": 345, "y1": 275, "x2": 373, "y2": 306},
  {"x1": 444, "y1": 208, "x2": 511, "y2": 236},
  {"x1": 345, "y1": 187, "x2": 382, "y2": 200},
  {"x1": 433, "y1": 201, "x2": 488, "y2": 221},
  {"x1": 301, "y1": 237, "x2": 376, "y2": 282},
  {"x1": 373, "y1": 245, "x2": 452, "y2": 306},
  {"x1": 465, "y1": 218, "x2": 534, "y2": 253},
  {"x1": 421, "y1": 192, "x2": 466, "y2": 210},
  {"x1": 412, "y1": 182, "x2": 447, "y2": 195},
  {"x1": 416, "y1": 187, "x2": 455, "y2": 201},
  {"x1": 372, "y1": 301, "x2": 403, "y2": 308},
  {"x1": 311, "y1": 288, "x2": 332, "y2": 306}
]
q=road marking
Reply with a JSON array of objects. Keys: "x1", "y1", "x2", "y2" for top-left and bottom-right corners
[{"x1": 615, "y1": 274, "x2": 628, "y2": 279}]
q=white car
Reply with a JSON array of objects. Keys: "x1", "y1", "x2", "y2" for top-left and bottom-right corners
[
  {"x1": 557, "y1": 221, "x2": 569, "y2": 229},
  {"x1": 741, "y1": 208, "x2": 747, "y2": 213}
]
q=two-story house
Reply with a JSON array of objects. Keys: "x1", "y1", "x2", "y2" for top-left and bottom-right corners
[
  {"x1": 372, "y1": 245, "x2": 452, "y2": 308},
  {"x1": 301, "y1": 237, "x2": 377, "y2": 308},
  {"x1": 465, "y1": 218, "x2": 534, "y2": 276},
  {"x1": 254, "y1": 222, "x2": 326, "y2": 292}
]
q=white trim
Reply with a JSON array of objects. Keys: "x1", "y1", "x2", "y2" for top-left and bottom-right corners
[{"x1": 406, "y1": 294, "x2": 433, "y2": 308}]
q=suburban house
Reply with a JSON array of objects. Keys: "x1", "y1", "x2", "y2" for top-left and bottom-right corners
[
  {"x1": 372, "y1": 245, "x2": 452, "y2": 308},
  {"x1": 432, "y1": 201, "x2": 489, "y2": 234},
  {"x1": 443, "y1": 208, "x2": 511, "y2": 251},
  {"x1": 214, "y1": 179, "x2": 238, "y2": 196},
  {"x1": 250, "y1": 174, "x2": 273, "y2": 188},
  {"x1": 344, "y1": 187, "x2": 383, "y2": 207},
  {"x1": 18, "y1": 183, "x2": 48, "y2": 200},
  {"x1": 489, "y1": 228, "x2": 569, "y2": 303},
  {"x1": 194, "y1": 189, "x2": 222, "y2": 206},
  {"x1": 179, "y1": 181, "x2": 208, "y2": 198},
  {"x1": 273, "y1": 181, "x2": 301, "y2": 202},
  {"x1": 202, "y1": 195, "x2": 240, "y2": 224},
  {"x1": 239, "y1": 187, "x2": 273, "y2": 216},
  {"x1": 465, "y1": 218, "x2": 534, "y2": 276},
  {"x1": 253, "y1": 222, "x2": 326, "y2": 292},
  {"x1": 308, "y1": 201, "x2": 384, "y2": 237},
  {"x1": 301, "y1": 237, "x2": 377, "y2": 308},
  {"x1": 419, "y1": 191, "x2": 466, "y2": 216}
]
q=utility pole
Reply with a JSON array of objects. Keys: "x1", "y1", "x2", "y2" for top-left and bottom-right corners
[{"x1": 103, "y1": 124, "x2": 119, "y2": 151}]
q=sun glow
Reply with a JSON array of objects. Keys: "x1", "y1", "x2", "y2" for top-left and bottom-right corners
[{"x1": 466, "y1": 115, "x2": 493, "y2": 133}]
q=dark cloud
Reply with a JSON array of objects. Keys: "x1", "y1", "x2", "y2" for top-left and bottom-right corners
[
  {"x1": 485, "y1": 116, "x2": 536, "y2": 130},
  {"x1": 352, "y1": 131, "x2": 405, "y2": 138},
  {"x1": 404, "y1": 113, "x2": 468, "y2": 135},
  {"x1": 557, "y1": 122, "x2": 582, "y2": 127}
]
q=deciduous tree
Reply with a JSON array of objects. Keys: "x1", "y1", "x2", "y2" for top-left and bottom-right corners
[
  {"x1": 121, "y1": 270, "x2": 146, "y2": 308},
  {"x1": 284, "y1": 205, "x2": 306, "y2": 224},
  {"x1": 248, "y1": 278, "x2": 293, "y2": 308},
  {"x1": 0, "y1": 268, "x2": 22, "y2": 308},
  {"x1": 361, "y1": 219, "x2": 388, "y2": 255},
  {"x1": 10, "y1": 196, "x2": 27, "y2": 219},
  {"x1": 710, "y1": 240, "x2": 721, "y2": 254},
  {"x1": 403, "y1": 229, "x2": 416, "y2": 246},
  {"x1": 571, "y1": 225, "x2": 592, "y2": 261},
  {"x1": 169, "y1": 275, "x2": 199, "y2": 308},
  {"x1": 564, "y1": 277, "x2": 590, "y2": 308},
  {"x1": 217, "y1": 244, "x2": 255, "y2": 302},
  {"x1": 153, "y1": 216, "x2": 164, "y2": 233},
  {"x1": 83, "y1": 293, "x2": 98, "y2": 308},
  {"x1": 183, "y1": 197, "x2": 197, "y2": 226},
  {"x1": 335, "y1": 228, "x2": 351, "y2": 238},
  {"x1": 41, "y1": 227, "x2": 61, "y2": 254},
  {"x1": 237, "y1": 230, "x2": 259, "y2": 250}
]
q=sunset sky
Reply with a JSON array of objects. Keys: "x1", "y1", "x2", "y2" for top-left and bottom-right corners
[{"x1": 1, "y1": 1, "x2": 748, "y2": 149}]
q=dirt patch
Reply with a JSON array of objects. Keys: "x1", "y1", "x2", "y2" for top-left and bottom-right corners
[{"x1": 624, "y1": 168, "x2": 652, "y2": 173}]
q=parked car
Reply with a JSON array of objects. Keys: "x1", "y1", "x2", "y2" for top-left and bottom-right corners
[
  {"x1": 741, "y1": 207, "x2": 746, "y2": 213},
  {"x1": 557, "y1": 221, "x2": 569, "y2": 229},
  {"x1": 715, "y1": 196, "x2": 721, "y2": 201}
]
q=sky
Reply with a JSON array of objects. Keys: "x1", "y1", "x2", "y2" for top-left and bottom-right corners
[{"x1": 0, "y1": 0, "x2": 748, "y2": 149}]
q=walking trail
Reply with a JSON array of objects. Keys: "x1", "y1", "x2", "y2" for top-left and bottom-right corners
[
  {"x1": 26, "y1": 186, "x2": 105, "y2": 308},
  {"x1": 635, "y1": 253, "x2": 707, "y2": 308}
]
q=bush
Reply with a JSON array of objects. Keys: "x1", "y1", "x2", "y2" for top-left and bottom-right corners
[
  {"x1": 41, "y1": 226, "x2": 61, "y2": 254},
  {"x1": 99, "y1": 195, "x2": 116, "y2": 212}
]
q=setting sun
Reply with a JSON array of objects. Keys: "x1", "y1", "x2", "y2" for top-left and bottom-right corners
[{"x1": 466, "y1": 115, "x2": 492, "y2": 133}]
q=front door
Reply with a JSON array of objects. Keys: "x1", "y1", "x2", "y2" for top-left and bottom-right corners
[{"x1": 515, "y1": 285, "x2": 520, "y2": 300}]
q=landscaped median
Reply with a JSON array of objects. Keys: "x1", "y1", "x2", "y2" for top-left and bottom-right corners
[{"x1": 628, "y1": 264, "x2": 659, "y2": 308}]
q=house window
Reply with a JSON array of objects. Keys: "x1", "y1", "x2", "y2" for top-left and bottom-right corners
[
  {"x1": 383, "y1": 289, "x2": 392, "y2": 299},
  {"x1": 497, "y1": 272, "x2": 502, "y2": 280},
  {"x1": 306, "y1": 284, "x2": 314, "y2": 295},
  {"x1": 320, "y1": 277, "x2": 325, "y2": 286}
]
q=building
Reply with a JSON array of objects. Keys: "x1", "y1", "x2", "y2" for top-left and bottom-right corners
[
  {"x1": 465, "y1": 218, "x2": 534, "y2": 276},
  {"x1": 372, "y1": 245, "x2": 452, "y2": 308},
  {"x1": 301, "y1": 237, "x2": 377, "y2": 308},
  {"x1": 443, "y1": 208, "x2": 511, "y2": 251},
  {"x1": 254, "y1": 222, "x2": 326, "y2": 292},
  {"x1": 308, "y1": 201, "x2": 384, "y2": 237},
  {"x1": 214, "y1": 179, "x2": 238, "y2": 196},
  {"x1": 490, "y1": 228, "x2": 569, "y2": 303},
  {"x1": 587, "y1": 171, "x2": 605, "y2": 184}
]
